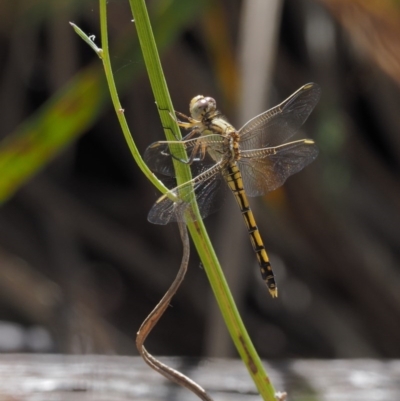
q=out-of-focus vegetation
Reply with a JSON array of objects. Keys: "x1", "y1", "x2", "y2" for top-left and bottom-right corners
[{"x1": 0, "y1": 0, "x2": 399, "y2": 359}]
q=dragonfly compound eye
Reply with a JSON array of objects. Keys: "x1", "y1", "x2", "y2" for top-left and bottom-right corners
[{"x1": 189, "y1": 96, "x2": 217, "y2": 120}]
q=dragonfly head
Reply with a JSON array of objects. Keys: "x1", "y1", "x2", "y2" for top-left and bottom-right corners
[{"x1": 189, "y1": 95, "x2": 217, "y2": 121}]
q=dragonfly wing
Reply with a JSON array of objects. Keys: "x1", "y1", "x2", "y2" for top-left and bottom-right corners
[
  {"x1": 144, "y1": 135, "x2": 225, "y2": 177},
  {"x1": 148, "y1": 194, "x2": 190, "y2": 224},
  {"x1": 239, "y1": 140, "x2": 319, "y2": 197},
  {"x1": 148, "y1": 161, "x2": 227, "y2": 224},
  {"x1": 239, "y1": 83, "x2": 321, "y2": 149}
]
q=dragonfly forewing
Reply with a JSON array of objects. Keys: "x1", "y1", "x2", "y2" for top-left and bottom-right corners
[
  {"x1": 239, "y1": 83, "x2": 321, "y2": 149},
  {"x1": 144, "y1": 135, "x2": 226, "y2": 177}
]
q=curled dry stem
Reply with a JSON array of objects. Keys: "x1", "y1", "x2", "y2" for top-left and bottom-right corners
[{"x1": 136, "y1": 221, "x2": 213, "y2": 401}]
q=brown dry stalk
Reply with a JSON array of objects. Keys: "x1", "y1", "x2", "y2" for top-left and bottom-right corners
[{"x1": 136, "y1": 221, "x2": 213, "y2": 401}]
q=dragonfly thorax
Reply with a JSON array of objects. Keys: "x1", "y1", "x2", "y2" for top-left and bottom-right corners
[
  {"x1": 229, "y1": 131, "x2": 241, "y2": 161},
  {"x1": 189, "y1": 95, "x2": 217, "y2": 121}
]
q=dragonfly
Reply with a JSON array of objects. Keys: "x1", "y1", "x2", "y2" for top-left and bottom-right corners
[{"x1": 144, "y1": 83, "x2": 321, "y2": 298}]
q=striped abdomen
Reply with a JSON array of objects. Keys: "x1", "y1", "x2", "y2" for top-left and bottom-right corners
[{"x1": 224, "y1": 162, "x2": 278, "y2": 298}]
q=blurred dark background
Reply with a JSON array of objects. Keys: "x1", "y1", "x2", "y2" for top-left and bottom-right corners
[{"x1": 0, "y1": 0, "x2": 400, "y2": 360}]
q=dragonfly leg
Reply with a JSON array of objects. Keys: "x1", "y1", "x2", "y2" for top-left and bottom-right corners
[
  {"x1": 173, "y1": 111, "x2": 200, "y2": 130},
  {"x1": 169, "y1": 153, "x2": 192, "y2": 164},
  {"x1": 167, "y1": 139, "x2": 203, "y2": 165},
  {"x1": 155, "y1": 104, "x2": 182, "y2": 139}
]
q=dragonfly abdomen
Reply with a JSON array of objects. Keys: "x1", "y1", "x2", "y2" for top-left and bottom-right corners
[{"x1": 224, "y1": 163, "x2": 278, "y2": 298}]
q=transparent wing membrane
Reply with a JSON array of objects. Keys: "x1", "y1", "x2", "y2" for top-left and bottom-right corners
[
  {"x1": 144, "y1": 134, "x2": 225, "y2": 177},
  {"x1": 239, "y1": 140, "x2": 319, "y2": 196},
  {"x1": 239, "y1": 83, "x2": 321, "y2": 149},
  {"x1": 147, "y1": 161, "x2": 228, "y2": 224}
]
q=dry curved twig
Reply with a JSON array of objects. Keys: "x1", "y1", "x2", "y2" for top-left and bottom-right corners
[{"x1": 136, "y1": 221, "x2": 213, "y2": 401}]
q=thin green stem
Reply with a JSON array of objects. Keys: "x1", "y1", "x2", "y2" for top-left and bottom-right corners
[{"x1": 70, "y1": 17, "x2": 166, "y2": 195}]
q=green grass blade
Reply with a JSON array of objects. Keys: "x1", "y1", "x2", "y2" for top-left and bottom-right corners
[{"x1": 0, "y1": 67, "x2": 104, "y2": 202}]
